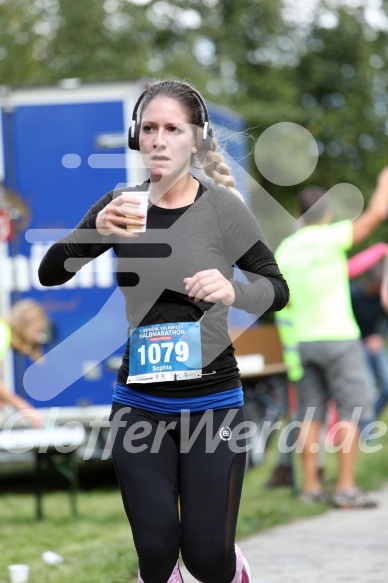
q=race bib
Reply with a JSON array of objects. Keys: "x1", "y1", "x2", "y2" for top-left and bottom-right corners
[{"x1": 127, "y1": 322, "x2": 202, "y2": 384}]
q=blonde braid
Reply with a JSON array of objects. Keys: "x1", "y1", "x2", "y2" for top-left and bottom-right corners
[{"x1": 196, "y1": 138, "x2": 243, "y2": 199}]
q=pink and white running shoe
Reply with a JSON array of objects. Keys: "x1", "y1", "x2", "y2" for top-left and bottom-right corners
[
  {"x1": 241, "y1": 555, "x2": 252, "y2": 583},
  {"x1": 138, "y1": 560, "x2": 183, "y2": 583}
]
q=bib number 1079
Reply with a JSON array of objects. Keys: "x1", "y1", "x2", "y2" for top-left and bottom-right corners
[{"x1": 138, "y1": 341, "x2": 189, "y2": 365}]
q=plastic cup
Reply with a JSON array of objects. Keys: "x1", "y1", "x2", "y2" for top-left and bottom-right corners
[
  {"x1": 8, "y1": 564, "x2": 30, "y2": 583},
  {"x1": 124, "y1": 191, "x2": 149, "y2": 233}
]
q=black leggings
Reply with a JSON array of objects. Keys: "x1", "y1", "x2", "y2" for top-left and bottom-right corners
[{"x1": 110, "y1": 402, "x2": 247, "y2": 583}]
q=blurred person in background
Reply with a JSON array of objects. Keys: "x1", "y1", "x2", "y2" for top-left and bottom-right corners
[
  {"x1": 379, "y1": 252, "x2": 388, "y2": 324},
  {"x1": 265, "y1": 303, "x2": 304, "y2": 489},
  {"x1": 265, "y1": 304, "x2": 326, "y2": 490},
  {"x1": 0, "y1": 299, "x2": 49, "y2": 428},
  {"x1": 275, "y1": 168, "x2": 388, "y2": 509},
  {"x1": 350, "y1": 258, "x2": 388, "y2": 418},
  {"x1": 267, "y1": 245, "x2": 388, "y2": 488}
]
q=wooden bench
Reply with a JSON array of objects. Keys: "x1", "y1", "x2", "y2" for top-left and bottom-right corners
[
  {"x1": 0, "y1": 425, "x2": 85, "y2": 519},
  {"x1": 230, "y1": 324, "x2": 287, "y2": 379}
]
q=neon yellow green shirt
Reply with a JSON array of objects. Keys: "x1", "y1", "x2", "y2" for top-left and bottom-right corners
[
  {"x1": 0, "y1": 319, "x2": 12, "y2": 360},
  {"x1": 275, "y1": 220, "x2": 359, "y2": 342},
  {"x1": 275, "y1": 305, "x2": 304, "y2": 382}
]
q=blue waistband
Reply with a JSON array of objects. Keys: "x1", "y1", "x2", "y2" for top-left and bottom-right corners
[{"x1": 112, "y1": 383, "x2": 244, "y2": 413}]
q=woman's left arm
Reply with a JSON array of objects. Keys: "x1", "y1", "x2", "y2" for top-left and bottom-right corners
[
  {"x1": 184, "y1": 190, "x2": 289, "y2": 314},
  {"x1": 221, "y1": 191, "x2": 289, "y2": 314},
  {"x1": 231, "y1": 239, "x2": 289, "y2": 314}
]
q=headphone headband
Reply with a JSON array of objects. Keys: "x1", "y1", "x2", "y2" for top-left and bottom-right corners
[{"x1": 128, "y1": 84, "x2": 213, "y2": 150}]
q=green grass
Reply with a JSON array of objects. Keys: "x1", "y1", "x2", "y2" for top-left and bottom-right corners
[
  {"x1": 0, "y1": 489, "x2": 139, "y2": 583},
  {"x1": 1, "y1": 411, "x2": 387, "y2": 582}
]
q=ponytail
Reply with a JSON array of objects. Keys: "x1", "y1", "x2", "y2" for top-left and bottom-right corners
[{"x1": 196, "y1": 138, "x2": 243, "y2": 200}]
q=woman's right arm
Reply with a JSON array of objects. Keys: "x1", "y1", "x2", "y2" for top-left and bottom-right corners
[
  {"x1": 39, "y1": 189, "x2": 148, "y2": 286},
  {"x1": 38, "y1": 192, "x2": 115, "y2": 286}
]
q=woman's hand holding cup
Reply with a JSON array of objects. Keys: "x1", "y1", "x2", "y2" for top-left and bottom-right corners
[{"x1": 96, "y1": 192, "x2": 148, "y2": 237}]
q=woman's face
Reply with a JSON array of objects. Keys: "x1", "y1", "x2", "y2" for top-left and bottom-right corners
[{"x1": 139, "y1": 96, "x2": 197, "y2": 181}]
